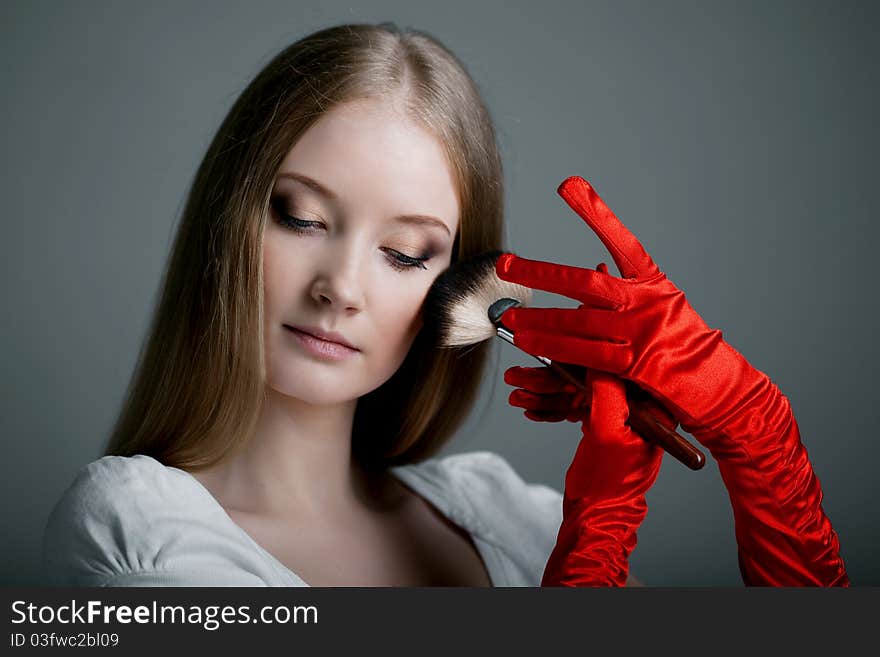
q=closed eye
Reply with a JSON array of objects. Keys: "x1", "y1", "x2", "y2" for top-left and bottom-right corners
[
  {"x1": 381, "y1": 248, "x2": 430, "y2": 271},
  {"x1": 276, "y1": 214, "x2": 325, "y2": 233},
  {"x1": 272, "y1": 205, "x2": 432, "y2": 273}
]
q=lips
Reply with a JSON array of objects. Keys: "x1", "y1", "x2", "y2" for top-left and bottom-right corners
[{"x1": 283, "y1": 325, "x2": 359, "y2": 351}]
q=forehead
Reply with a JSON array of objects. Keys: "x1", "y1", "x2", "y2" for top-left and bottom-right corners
[{"x1": 276, "y1": 99, "x2": 460, "y2": 235}]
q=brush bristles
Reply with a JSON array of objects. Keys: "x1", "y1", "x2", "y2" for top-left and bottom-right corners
[{"x1": 424, "y1": 251, "x2": 533, "y2": 348}]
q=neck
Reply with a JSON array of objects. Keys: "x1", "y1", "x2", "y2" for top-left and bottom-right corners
[{"x1": 197, "y1": 386, "x2": 371, "y2": 518}]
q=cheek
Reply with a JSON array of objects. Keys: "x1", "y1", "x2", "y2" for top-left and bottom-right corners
[
  {"x1": 262, "y1": 237, "x2": 304, "y2": 313},
  {"x1": 262, "y1": 251, "x2": 281, "y2": 312},
  {"x1": 374, "y1": 282, "x2": 428, "y2": 354},
  {"x1": 370, "y1": 259, "x2": 453, "y2": 358}
]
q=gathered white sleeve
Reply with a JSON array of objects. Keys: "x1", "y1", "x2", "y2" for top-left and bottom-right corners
[{"x1": 41, "y1": 455, "x2": 285, "y2": 587}]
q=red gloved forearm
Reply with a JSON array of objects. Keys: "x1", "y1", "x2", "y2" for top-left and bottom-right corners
[
  {"x1": 497, "y1": 176, "x2": 849, "y2": 586},
  {"x1": 511, "y1": 368, "x2": 667, "y2": 587},
  {"x1": 687, "y1": 377, "x2": 849, "y2": 586},
  {"x1": 543, "y1": 495, "x2": 647, "y2": 587},
  {"x1": 506, "y1": 268, "x2": 668, "y2": 586}
]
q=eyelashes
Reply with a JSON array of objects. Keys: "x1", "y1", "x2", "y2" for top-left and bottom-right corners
[
  {"x1": 270, "y1": 203, "x2": 433, "y2": 272},
  {"x1": 380, "y1": 247, "x2": 431, "y2": 272}
]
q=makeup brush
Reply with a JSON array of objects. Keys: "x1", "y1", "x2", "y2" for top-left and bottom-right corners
[{"x1": 425, "y1": 250, "x2": 706, "y2": 471}]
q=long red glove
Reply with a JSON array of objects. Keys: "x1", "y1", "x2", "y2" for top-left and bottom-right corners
[
  {"x1": 497, "y1": 176, "x2": 849, "y2": 586},
  {"x1": 513, "y1": 367, "x2": 668, "y2": 586}
]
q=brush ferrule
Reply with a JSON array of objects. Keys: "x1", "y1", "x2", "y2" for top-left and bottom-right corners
[
  {"x1": 495, "y1": 326, "x2": 515, "y2": 345},
  {"x1": 495, "y1": 326, "x2": 552, "y2": 367}
]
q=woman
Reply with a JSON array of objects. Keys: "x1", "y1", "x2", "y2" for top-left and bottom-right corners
[
  {"x1": 41, "y1": 22, "x2": 847, "y2": 587},
  {"x1": 41, "y1": 22, "x2": 564, "y2": 587}
]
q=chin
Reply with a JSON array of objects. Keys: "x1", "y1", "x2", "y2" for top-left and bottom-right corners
[
  {"x1": 264, "y1": 351, "x2": 408, "y2": 406},
  {"x1": 265, "y1": 372, "x2": 353, "y2": 403},
  {"x1": 266, "y1": 371, "x2": 382, "y2": 407}
]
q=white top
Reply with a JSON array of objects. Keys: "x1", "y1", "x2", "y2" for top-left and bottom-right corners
[{"x1": 42, "y1": 451, "x2": 563, "y2": 587}]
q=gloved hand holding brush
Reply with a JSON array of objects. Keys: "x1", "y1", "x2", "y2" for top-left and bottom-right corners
[
  {"x1": 498, "y1": 176, "x2": 848, "y2": 586},
  {"x1": 506, "y1": 261, "x2": 675, "y2": 427}
]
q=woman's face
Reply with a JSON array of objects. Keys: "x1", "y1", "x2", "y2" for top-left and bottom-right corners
[{"x1": 262, "y1": 98, "x2": 460, "y2": 406}]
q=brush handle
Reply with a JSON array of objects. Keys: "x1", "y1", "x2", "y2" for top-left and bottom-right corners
[
  {"x1": 549, "y1": 360, "x2": 705, "y2": 471},
  {"x1": 497, "y1": 327, "x2": 705, "y2": 470}
]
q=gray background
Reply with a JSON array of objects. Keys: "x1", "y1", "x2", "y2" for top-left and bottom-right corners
[{"x1": 3, "y1": 0, "x2": 877, "y2": 586}]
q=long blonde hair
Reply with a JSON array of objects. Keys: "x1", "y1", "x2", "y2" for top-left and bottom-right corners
[{"x1": 105, "y1": 22, "x2": 504, "y2": 470}]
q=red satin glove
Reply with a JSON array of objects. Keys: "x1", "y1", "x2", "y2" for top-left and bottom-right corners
[
  {"x1": 505, "y1": 357, "x2": 589, "y2": 426},
  {"x1": 522, "y1": 368, "x2": 667, "y2": 586},
  {"x1": 506, "y1": 367, "x2": 587, "y2": 424},
  {"x1": 497, "y1": 176, "x2": 849, "y2": 586}
]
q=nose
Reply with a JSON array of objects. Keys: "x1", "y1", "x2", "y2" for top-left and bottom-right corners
[{"x1": 309, "y1": 244, "x2": 366, "y2": 312}]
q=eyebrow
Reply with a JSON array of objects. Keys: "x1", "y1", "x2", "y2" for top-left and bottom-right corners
[{"x1": 276, "y1": 171, "x2": 452, "y2": 236}]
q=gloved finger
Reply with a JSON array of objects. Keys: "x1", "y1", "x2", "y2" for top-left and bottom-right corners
[
  {"x1": 524, "y1": 410, "x2": 568, "y2": 423},
  {"x1": 557, "y1": 176, "x2": 661, "y2": 281},
  {"x1": 509, "y1": 389, "x2": 587, "y2": 413},
  {"x1": 501, "y1": 306, "x2": 628, "y2": 342},
  {"x1": 504, "y1": 366, "x2": 580, "y2": 394},
  {"x1": 495, "y1": 253, "x2": 622, "y2": 309},
  {"x1": 514, "y1": 330, "x2": 632, "y2": 375},
  {"x1": 525, "y1": 406, "x2": 588, "y2": 423}
]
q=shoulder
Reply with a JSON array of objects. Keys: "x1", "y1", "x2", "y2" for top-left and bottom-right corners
[
  {"x1": 400, "y1": 451, "x2": 561, "y2": 516},
  {"x1": 42, "y1": 455, "x2": 271, "y2": 586},
  {"x1": 392, "y1": 451, "x2": 562, "y2": 580},
  {"x1": 45, "y1": 454, "x2": 192, "y2": 519},
  {"x1": 406, "y1": 451, "x2": 561, "y2": 504}
]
